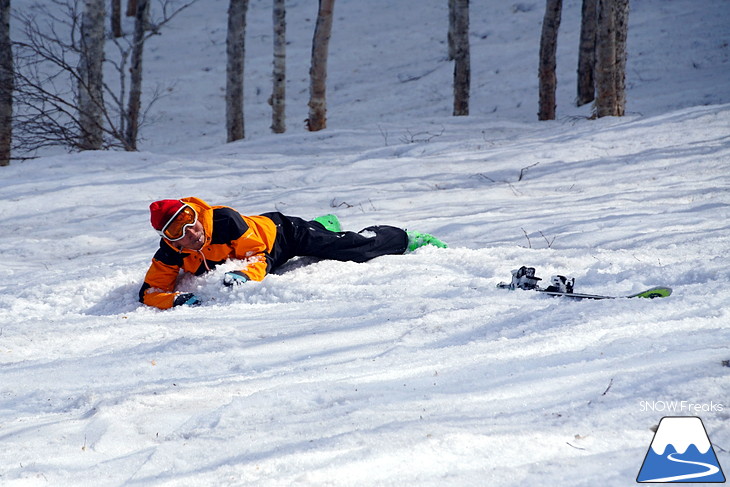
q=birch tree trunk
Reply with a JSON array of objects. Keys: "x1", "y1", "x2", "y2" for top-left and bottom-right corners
[
  {"x1": 447, "y1": 0, "x2": 456, "y2": 61},
  {"x1": 125, "y1": 0, "x2": 149, "y2": 150},
  {"x1": 595, "y1": 0, "x2": 629, "y2": 117},
  {"x1": 613, "y1": 0, "x2": 629, "y2": 115},
  {"x1": 576, "y1": 0, "x2": 597, "y2": 106},
  {"x1": 271, "y1": 0, "x2": 286, "y2": 134},
  {"x1": 0, "y1": 0, "x2": 11, "y2": 166},
  {"x1": 452, "y1": 0, "x2": 469, "y2": 116},
  {"x1": 78, "y1": 0, "x2": 106, "y2": 150},
  {"x1": 226, "y1": 0, "x2": 248, "y2": 142},
  {"x1": 538, "y1": 0, "x2": 562, "y2": 120},
  {"x1": 307, "y1": 0, "x2": 335, "y2": 132}
]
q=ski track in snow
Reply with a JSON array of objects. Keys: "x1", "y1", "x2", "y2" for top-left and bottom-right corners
[{"x1": 1, "y1": 0, "x2": 730, "y2": 485}]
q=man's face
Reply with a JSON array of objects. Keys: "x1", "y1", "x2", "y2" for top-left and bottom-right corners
[{"x1": 170, "y1": 220, "x2": 205, "y2": 251}]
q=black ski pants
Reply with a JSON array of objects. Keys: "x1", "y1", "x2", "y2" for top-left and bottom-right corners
[{"x1": 262, "y1": 212, "x2": 408, "y2": 273}]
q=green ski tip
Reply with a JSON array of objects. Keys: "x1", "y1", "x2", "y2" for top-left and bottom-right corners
[{"x1": 628, "y1": 287, "x2": 673, "y2": 299}]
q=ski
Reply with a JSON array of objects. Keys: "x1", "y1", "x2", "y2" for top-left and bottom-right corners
[
  {"x1": 535, "y1": 286, "x2": 672, "y2": 300},
  {"x1": 497, "y1": 266, "x2": 672, "y2": 300}
]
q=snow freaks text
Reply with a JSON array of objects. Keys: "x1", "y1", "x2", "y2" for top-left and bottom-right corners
[{"x1": 639, "y1": 401, "x2": 724, "y2": 413}]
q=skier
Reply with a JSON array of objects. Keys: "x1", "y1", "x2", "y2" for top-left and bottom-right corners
[{"x1": 139, "y1": 197, "x2": 447, "y2": 309}]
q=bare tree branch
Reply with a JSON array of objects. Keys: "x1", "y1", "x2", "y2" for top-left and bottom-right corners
[{"x1": 11, "y1": 0, "x2": 198, "y2": 155}]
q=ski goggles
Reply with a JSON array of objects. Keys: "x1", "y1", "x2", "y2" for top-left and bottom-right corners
[{"x1": 157, "y1": 204, "x2": 197, "y2": 241}]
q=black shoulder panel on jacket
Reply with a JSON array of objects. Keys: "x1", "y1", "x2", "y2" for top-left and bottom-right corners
[
  {"x1": 211, "y1": 207, "x2": 249, "y2": 244},
  {"x1": 153, "y1": 240, "x2": 185, "y2": 267}
]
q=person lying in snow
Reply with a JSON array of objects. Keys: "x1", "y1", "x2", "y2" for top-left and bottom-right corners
[{"x1": 138, "y1": 197, "x2": 447, "y2": 309}]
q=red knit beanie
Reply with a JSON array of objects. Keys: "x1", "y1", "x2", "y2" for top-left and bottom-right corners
[{"x1": 149, "y1": 199, "x2": 184, "y2": 231}]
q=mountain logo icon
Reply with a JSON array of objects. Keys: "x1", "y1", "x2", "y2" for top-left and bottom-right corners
[{"x1": 637, "y1": 416, "x2": 726, "y2": 483}]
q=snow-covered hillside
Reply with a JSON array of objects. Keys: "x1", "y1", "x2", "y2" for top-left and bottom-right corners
[{"x1": 1, "y1": 0, "x2": 729, "y2": 485}]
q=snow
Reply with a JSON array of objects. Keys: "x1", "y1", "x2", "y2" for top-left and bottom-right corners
[{"x1": 1, "y1": 0, "x2": 729, "y2": 485}]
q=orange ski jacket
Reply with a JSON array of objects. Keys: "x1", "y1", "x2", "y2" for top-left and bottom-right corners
[{"x1": 139, "y1": 197, "x2": 277, "y2": 309}]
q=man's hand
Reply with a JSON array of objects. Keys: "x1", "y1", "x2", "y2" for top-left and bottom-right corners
[{"x1": 224, "y1": 271, "x2": 250, "y2": 287}]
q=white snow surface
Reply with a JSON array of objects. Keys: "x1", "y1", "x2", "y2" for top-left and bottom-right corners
[{"x1": 1, "y1": 0, "x2": 729, "y2": 485}]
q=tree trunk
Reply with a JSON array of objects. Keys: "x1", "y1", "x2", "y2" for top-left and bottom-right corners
[
  {"x1": 576, "y1": 0, "x2": 597, "y2": 106},
  {"x1": 614, "y1": 0, "x2": 629, "y2": 115},
  {"x1": 594, "y1": 0, "x2": 614, "y2": 117},
  {"x1": 594, "y1": 0, "x2": 628, "y2": 117},
  {"x1": 0, "y1": 0, "x2": 11, "y2": 166},
  {"x1": 538, "y1": 0, "x2": 562, "y2": 120},
  {"x1": 447, "y1": 0, "x2": 456, "y2": 61},
  {"x1": 125, "y1": 0, "x2": 149, "y2": 150},
  {"x1": 271, "y1": 0, "x2": 286, "y2": 134},
  {"x1": 111, "y1": 0, "x2": 122, "y2": 38},
  {"x1": 78, "y1": 0, "x2": 106, "y2": 150},
  {"x1": 226, "y1": 0, "x2": 248, "y2": 142},
  {"x1": 452, "y1": 0, "x2": 469, "y2": 116},
  {"x1": 126, "y1": 0, "x2": 137, "y2": 17},
  {"x1": 307, "y1": 0, "x2": 335, "y2": 132}
]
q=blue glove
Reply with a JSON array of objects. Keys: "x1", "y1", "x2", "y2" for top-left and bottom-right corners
[
  {"x1": 223, "y1": 271, "x2": 250, "y2": 287},
  {"x1": 173, "y1": 293, "x2": 202, "y2": 307}
]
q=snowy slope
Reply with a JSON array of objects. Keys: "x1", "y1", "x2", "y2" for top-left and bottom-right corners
[{"x1": 1, "y1": 0, "x2": 730, "y2": 485}]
